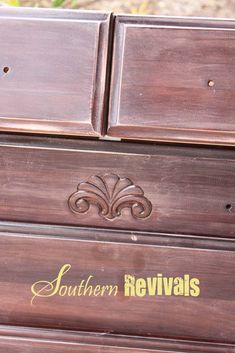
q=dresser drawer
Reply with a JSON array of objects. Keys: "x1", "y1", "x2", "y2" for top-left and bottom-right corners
[
  {"x1": 0, "y1": 8, "x2": 110, "y2": 136},
  {"x1": 0, "y1": 325, "x2": 234, "y2": 353},
  {"x1": 0, "y1": 135, "x2": 234, "y2": 237},
  {"x1": 0, "y1": 224, "x2": 234, "y2": 343},
  {"x1": 108, "y1": 16, "x2": 235, "y2": 146}
]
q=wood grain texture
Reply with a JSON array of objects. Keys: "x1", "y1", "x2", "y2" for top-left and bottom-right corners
[
  {"x1": 108, "y1": 15, "x2": 235, "y2": 146},
  {"x1": 0, "y1": 134, "x2": 234, "y2": 237},
  {"x1": 0, "y1": 325, "x2": 234, "y2": 353},
  {"x1": 0, "y1": 224, "x2": 234, "y2": 343},
  {"x1": 1, "y1": 220, "x2": 235, "y2": 251},
  {"x1": 0, "y1": 8, "x2": 111, "y2": 136}
]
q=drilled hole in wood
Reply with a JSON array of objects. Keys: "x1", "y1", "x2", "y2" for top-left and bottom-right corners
[
  {"x1": 225, "y1": 204, "x2": 232, "y2": 212},
  {"x1": 208, "y1": 80, "x2": 215, "y2": 87},
  {"x1": 3, "y1": 67, "x2": 10, "y2": 74}
]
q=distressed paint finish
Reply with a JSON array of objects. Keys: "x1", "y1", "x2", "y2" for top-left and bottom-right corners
[
  {"x1": 0, "y1": 135, "x2": 234, "y2": 237},
  {"x1": 0, "y1": 8, "x2": 111, "y2": 136},
  {"x1": 0, "y1": 11, "x2": 234, "y2": 352},
  {"x1": 108, "y1": 16, "x2": 235, "y2": 145},
  {"x1": 0, "y1": 224, "x2": 234, "y2": 343}
]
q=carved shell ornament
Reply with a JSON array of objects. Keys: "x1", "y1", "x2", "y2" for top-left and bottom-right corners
[{"x1": 68, "y1": 173, "x2": 152, "y2": 221}]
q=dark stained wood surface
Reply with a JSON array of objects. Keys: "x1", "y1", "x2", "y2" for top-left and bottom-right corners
[
  {"x1": 108, "y1": 16, "x2": 235, "y2": 146},
  {"x1": 0, "y1": 12, "x2": 234, "y2": 347},
  {"x1": 1, "y1": 220, "x2": 234, "y2": 251},
  {"x1": 0, "y1": 8, "x2": 111, "y2": 136},
  {"x1": 0, "y1": 134, "x2": 234, "y2": 237},
  {"x1": 0, "y1": 226, "x2": 234, "y2": 342},
  {"x1": 0, "y1": 325, "x2": 234, "y2": 353}
]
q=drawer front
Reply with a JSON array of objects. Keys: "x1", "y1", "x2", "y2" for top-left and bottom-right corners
[
  {"x1": 0, "y1": 326, "x2": 234, "y2": 353},
  {"x1": 0, "y1": 225, "x2": 234, "y2": 343},
  {"x1": 0, "y1": 136, "x2": 234, "y2": 237},
  {"x1": 0, "y1": 8, "x2": 110, "y2": 136},
  {"x1": 108, "y1": 16, "x2": 235, "y2": 145}
]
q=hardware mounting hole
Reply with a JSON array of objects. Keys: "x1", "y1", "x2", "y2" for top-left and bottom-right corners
[
  {"x1": 225, "y1": 204, "x2": 232, "y2": 212},
  {"x1": 3, "y1": 67, "x2": 10, "y2": 74},
  {"x1": 208, "y1": 80, "x2": 215, "y2": 87}
]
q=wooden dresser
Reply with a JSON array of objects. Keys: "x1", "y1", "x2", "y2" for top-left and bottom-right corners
[{"x1": 0, "y1": 7, "x2": 234, "y2": 353}]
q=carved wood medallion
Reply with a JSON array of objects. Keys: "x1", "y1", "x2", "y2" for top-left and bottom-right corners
[{"x1": 68, "y1": 173, "x2": 152, "y2": 220}]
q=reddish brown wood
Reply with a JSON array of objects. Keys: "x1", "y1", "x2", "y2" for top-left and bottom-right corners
[
  {"x1": 0, "y1": 325, "x2": 234, "y2": 353},
  {"x1": 0, "y1": 134, "x2": 234, "y2": 237},
  {"x1": 0, "y1": 11, "x2": 234, "y2": 348},
  {"x1": 0, "y1": 226, "x2": 234, "y2": 343},
  {"x1": 108, "y1": 16, "x2": 235, "y2": 146},
  {"x1": 0, "y1": 8, "x2": 111, "y2": 136},
  {"x1": 2, "y1": 220, "x2": 234, "y2": 251}
]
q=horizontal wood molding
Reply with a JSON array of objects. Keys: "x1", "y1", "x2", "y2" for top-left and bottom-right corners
[
  {"x1": 0, "y1": 325, "x2": 234, "y2": 353},
  {"x1": 0, "y1": 220, "x2": 234, "y2": 251}
]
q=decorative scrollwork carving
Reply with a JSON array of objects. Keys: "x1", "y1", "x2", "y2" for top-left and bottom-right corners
[{"x1": 68, "y1": 173, "x2": 152, "y2": 220}]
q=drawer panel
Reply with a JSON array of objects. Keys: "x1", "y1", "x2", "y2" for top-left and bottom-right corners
[
  {"x1": 0, "y1": 325, "x2": 234, "y2": 353},
  {"x1": 108, "y1": 16, "x2": 235, "y2": 145},
  {"x1": 0, "y1": 225, "x2": 234, "y2": 343},
  {"x1": 0, "y1": 135, "x2": 234, "y2": 237},
  {"x1": 0, "y1": 8, "x2": 110, "y2": 136}
]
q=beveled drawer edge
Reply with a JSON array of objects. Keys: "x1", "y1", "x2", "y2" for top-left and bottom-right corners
[
  {"x1": 108, "y1": 15, "x2": 235, "y2": 147},
  {"x1": 113, "y1": 14, "x2": 235, "y2": 29},
  {"x1": 107, "y1": 125, "x2": 235, "y2": 147},
  {"x1": 0, "y1": 7, "x2": 112, "y2": 137},
  {"x1": 0, "y1": 221, "x2": 234, "y2": 251},
  {"x1": 0, "y1": 7, "x2": 111, "y2": 21},
  {"x1": 0, "y1": 325, "x2": 234, "y2": 353}
]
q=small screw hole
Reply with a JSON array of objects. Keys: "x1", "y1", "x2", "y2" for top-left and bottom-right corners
[
  {"x1": 208, "y1": 80, "x2": 215, "y2": 87},
  {"x1": 3, "y1": 67, "x2": 10, "y2": 74},
  {"x1": 225, "y1": 204, "x2": 232, "y2": 212}
]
